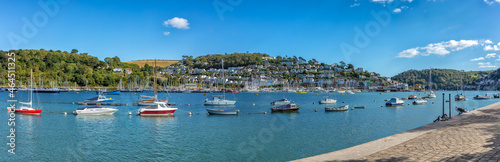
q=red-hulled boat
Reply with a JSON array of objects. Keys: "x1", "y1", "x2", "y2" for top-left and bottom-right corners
[
  {"x1": 15, "y1": 69, "x2": 42, "y2": 115},
  {"x1": 227, "y1": 90, "x2": 239, "y2": 93},
  {"x1": 137, "y1": 102, "x2": 177, "y2": 116}
]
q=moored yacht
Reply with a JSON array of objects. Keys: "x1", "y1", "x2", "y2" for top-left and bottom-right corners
[
  {"x1": 386, "y1": 97, "x2": 404, "y2": 106},
  {"x1": 73, "y1": 106, "x2": 118, "y2": 115},
  {"x1": 137, "y1": 102, "x2": 177, "y2": 116}
]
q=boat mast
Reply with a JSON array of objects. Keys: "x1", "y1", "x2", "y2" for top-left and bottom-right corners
[
  {"x1": 30, "y1": 69, "x2": 33, "y2": 108},
  {"x1": 222, "y1": 59, "x2": 225, "y2": 100},
  {"x1": 154, "y1": 59, "x2": 157, "y2": 102},
  {"x1": 428, "y1": 67, "x2": 432, "y2": 92}
]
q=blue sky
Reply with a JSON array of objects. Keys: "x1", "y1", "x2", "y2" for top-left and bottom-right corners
[{"x1": 1, "y1": 0, "x2": 500, "y2": 76}]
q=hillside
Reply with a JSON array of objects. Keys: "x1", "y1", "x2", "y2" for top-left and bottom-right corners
[
  {"x1": 392, "y1": 69, "x2": 494, "y2": 90},
  {"x1": 127, "y1": 60, "x2": 179, "y2": 67},
  {"x1": 0, "y1": 49, "x2": 147, "y2": 87}
]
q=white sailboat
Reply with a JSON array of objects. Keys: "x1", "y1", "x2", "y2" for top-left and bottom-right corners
[
  {"x1": 14, "y1": 69, "x2": 42, "y2": 115},
  {"x1": 205, "y1": 59, "x2": 238, "y2": 115},
  {"x1": 428, "y1": 68, "x2": 436, "y2": 98}
]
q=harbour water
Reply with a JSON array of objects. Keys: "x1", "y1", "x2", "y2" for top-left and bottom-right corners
[{"x1": 1, "y1": 91, "x2": 499, "y2": 161}]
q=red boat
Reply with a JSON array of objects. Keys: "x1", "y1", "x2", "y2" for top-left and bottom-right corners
[
  {"x1": 137, "y1": 102, "x2": 177, "y2": 116},
  {"x1": 15, "y1": 69, "x2": 42, "y2": 115},
  {"x1": 227, "y1": 90, "x2": 240, "y2": 93},
  {"x1": 14, "y1": 107, "x2": 42, "y2": 115}
]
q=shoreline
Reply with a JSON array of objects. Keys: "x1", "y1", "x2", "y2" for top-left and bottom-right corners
[{"x1": 294, "y1": 101, "x2": 500, "y2": 161}]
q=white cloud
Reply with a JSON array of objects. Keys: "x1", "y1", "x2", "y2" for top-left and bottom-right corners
[
  {"x1": 163, "y1": 17, "x2": 190, "y2": 29},
  {"x1": 422, "y1": 43, "x2": 449, "y2": 55},
  {"x1": 484, "y1": 39, "x2": 493, "y2": 44},
  {"x1": 392, "y1": 6, "x2": 408, "y2": 13},
  {"x1": 404, "y1": 0, "x2": 413, "y2": 2},
  {"x1": 471, "y1": 57, "x2": 485, "y2": 61},
  {"x1": 371, "y1": 0, "x2": 394, "y2": 3},
  {"x1": 484, "y1": 0, "x2": 500, "y2": 5},
  {"x1": 478, "y1": 62, "x2": 497, "y2": 68},
  {"x1": 397, "y1": 47, "x2": 420, "y2": 58},
  {"x1": 446, "y1": 40, "x2": 479, "y2": 51},
  {"x1": 498, "y1": 42, "x2": 500, "y2": 46},
  {"x1": 486, "y1": 53, "x2": 497, "y2": 58},
  {"x1": 350, "y1": 3, "x2": 360, "y2": 7},
  {"x1": 484, "y1": 45, "x2": 500, "y2": 51},
  {"x1": 163, "y1": 32, "x2": 170, "y2": 36},
  {"x1": 397, "y1": 39, "x2": 480, "y2": 58}
]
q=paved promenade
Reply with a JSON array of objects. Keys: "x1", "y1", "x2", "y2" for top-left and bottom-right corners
[{"x1": 295, "y1": 102, "x2": 500, "y2": 162}]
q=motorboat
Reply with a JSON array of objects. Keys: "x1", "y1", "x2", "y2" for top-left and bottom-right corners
[
  {"x1": 73, "y1": 106, "x2": 118, "y2": 115},
  {"x1": 345, "y1": 90, "x2": 355, "y2": 94},
  {"x1": 386, "y1": 97, "x2": 404, "y2": 106},
  {"x1": 408, "y1": 94, "x2": 417, "y2": 100},
  {"x1": 473, "y1": 95, "x2": 490, "y2": 100},
  {"x1": 455, "y1": 94, "x2": 467, "y2": 101},
  {"x1": 319, "y1": 95, "x2": 337, "y2": 104},
  {"x1": 137, "y1": 102, "x2": 177, "y2": 116},
  {"x1": 271, "y1": 103, "x2": 300, "y2": 112},
  {"x1": 85, "y1": 93, "x2": 114, "y2": 103},
  {"x1": 271, "y1": 98, "x2": 291, "y2": 105},
  {"x1": 325, "y1": 105, "x2": 349, "y2": 111},
  {"x1": 412, "y1": 98, "x2": 427, "y2": 105}
]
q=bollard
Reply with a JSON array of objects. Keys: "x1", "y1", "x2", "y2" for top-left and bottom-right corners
[
  {"x1": 442, "y1": 93, "x2": 445, "y2": 118},
  {"x1": 449, "y1": 94, "x2": 452, "y2": 119}
]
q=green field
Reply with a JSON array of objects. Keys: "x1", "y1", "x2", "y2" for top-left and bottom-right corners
[{"x1": 126, "y1": 60, "x2": 179, "y2": 67}]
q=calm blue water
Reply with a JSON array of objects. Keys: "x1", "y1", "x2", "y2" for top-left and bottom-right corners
[{"x1": 1, "y1": 91, "x2": 498, "y2": 161}]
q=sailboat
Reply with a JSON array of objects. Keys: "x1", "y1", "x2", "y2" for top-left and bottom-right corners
[
  {"x1": 14, "y1": 69, "x2": 42, "y2": 115},
  {"x1": 455, "y1": 70, "x2": 467, "y2": 101},
  {"x1": 428, "y1": 68, "x2": 436, "y2": 98},
  {"x1": 319, "y1": 73, "x2": 337, "y2": 104},
  {"x1": 137, "y1": 60, "x2": 178, "y2": 116},
  {"x1": 205, "y1": 59, "x2": 238, "y2": 115},
  {"x1": 137, "y1": 62, "x2": 169, "y2": 106}
]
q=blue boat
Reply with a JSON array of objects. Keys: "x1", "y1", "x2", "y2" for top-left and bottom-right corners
[
  {"x1": 85, "y1": 95, "x2": 114, "y2": 103},
  {"x1": 96, "y1": 90, "x2": 121, "y2": 95}
]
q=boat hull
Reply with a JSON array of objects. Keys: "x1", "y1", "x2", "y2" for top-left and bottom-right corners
[
  {"x1": 271, "y1": 106, "x2": 300, "y2": 112},
  {"x1": 325, "y1": 105, "x2": 348, "y2": 111},
  {"x1": 14, "y1": 109, "x2": 42, "y2": 115},
  {"x1": 206, "y1": 109, "x2": 239, "y2": 115},
  {"x1": 98, "y1": 91, "x2": 121, "y2": 95},
  {"x1": 204, "y1": 101, "x2": 236, "y2": 106},
  {"x1": 74, "y1": 109, "x2": 117, "y2": 115},
  {"x1": 139, "y1": 109, "x2": 177, "y2": 116}
]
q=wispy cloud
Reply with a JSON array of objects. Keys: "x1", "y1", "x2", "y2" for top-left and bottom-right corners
[
  {"x1": 484, "y1": 0, "x2": 500, "y2": 5},
  {"x1": 397, "y1": 40, "x2": 479, "y2": 58},
  {"x1": 350, "y1": 3, "x2": 360, "y2": 7},
  {"x1": 486, "y1": 53, "x2": 497, "y2": 58},
  {"x1": 163, "y1": 32, "x2": 170, "y2": 36},
  {"x1": 478, "y1": 62, "x2": 496, "y2": 68},
  {"x1": 163, "y1": 17, "x2": 190, "y2": 29},
  {"x1": 471, "y1": 57, "x2": 485, "y2": 61},
  {"x1": 371, "y1": 0, "x2": 394, "y2": 3}
]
